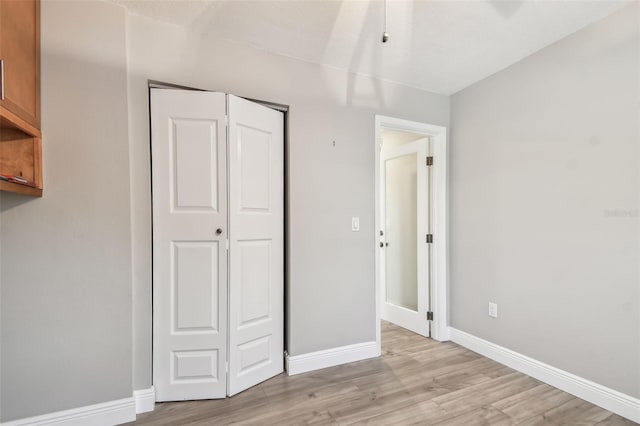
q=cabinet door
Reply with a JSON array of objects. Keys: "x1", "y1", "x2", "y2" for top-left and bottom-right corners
[{"x1": 0, "y1": 0, "x2": 40, "y2": 129}]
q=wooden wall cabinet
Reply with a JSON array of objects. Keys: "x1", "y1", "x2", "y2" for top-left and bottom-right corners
[{"x1": 0, "y1": 0, "x2": 42, "y2": 197}]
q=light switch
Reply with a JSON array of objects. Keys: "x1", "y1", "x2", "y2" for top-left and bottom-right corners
[
  {"x1": 351, "y1": 217, "x2": 360, "y2": 232},
  {"x1": 488, "y1": 302, "x2": 498, "y2": 318}
]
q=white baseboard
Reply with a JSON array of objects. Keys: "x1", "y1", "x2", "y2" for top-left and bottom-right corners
[
  {"x1": 133, "y1": 386, "x2": 155, "y2": 414},
  {"x1": 449, "y1": 327, "x2": 640, "y2": 423},
  {"x1": 286, "y1": 341, "x2": 380, "y2": 376},
  {"x1": 2, "y1": 397, "x2": 136, "y2": 426}
]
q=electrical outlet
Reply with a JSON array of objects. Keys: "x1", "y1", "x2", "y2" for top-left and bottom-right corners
[
  {"x1": 488, "y1": 302, "x2": 498, "y2": 318},
  {"x1": 351, "y1": 217, "x2": 360, "y2": 232}
]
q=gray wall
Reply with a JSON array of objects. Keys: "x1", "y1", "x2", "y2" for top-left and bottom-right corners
[
  {"x1": 126, "y1": 14, "x2": 450, "y2": 389},
  {"x1": 0, "y1": 1, "x2": 133, "y2": 421},
  {"x1": 450, "y1": 4, "x2": 639, "y2": 398},
  {"x1": 4, "y1": 1, "x2": 636, "y2": 422}
]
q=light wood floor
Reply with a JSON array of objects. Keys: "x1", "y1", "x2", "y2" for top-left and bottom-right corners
[{"x1": 128, "y1": 322, "x2": 636, "y2": 425}]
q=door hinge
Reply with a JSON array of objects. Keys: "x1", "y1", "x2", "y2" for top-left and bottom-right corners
[
  {"x1": 426, "y1": 234, "x2": 433, "y2": 244},
  {"x1": 427, "y1": 311, "x2": 434, "y2": 321},
  {"x1": 225, "y1": 361, "x2": 229, "y2": 373},
  {"x1": 426, "y1": 156, "x2": 433, "y2": 166},
  {"x1": 226, "y1": 239, "x2": 229, "y2": 250}
]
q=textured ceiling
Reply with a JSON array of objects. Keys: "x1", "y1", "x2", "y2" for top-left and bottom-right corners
[{"x1": 111, "y1": 0, "x2": 629, "y2": 94}]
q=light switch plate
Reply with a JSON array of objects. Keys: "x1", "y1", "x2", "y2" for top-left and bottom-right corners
[
  {"x1": 351, "y1": 217, "x2": 360, "y2": 232},
  {"x1": 488, "y1": 302, "x2": 498, "y2": 318}
]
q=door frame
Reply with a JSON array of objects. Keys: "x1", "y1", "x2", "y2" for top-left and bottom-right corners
[{"x1": 374, "y1": 115, "x2": 449, "y2": 349}]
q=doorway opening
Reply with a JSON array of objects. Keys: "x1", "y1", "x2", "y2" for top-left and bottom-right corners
[
  {"x1": 380, "y1": 131, "x2": 431, "y2": 337},
  {"x1": 374, "y1": 116, "x2": 448, "y2": 352}
]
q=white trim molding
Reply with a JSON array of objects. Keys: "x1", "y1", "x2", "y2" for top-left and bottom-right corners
[
  {"x1": 285, "y1": 342, "x2": 379, "y2": 376},
  {"x1": 133, "y1": 386, "x2": 155, "y2": 414},
  {"x1": 374, "y1": 115, "x2": 449, "y2": 349},
  {"x1": 1, "y1": 397, "x2": 136, "y2": 426},
  {"x1": 449, "y1": 328, "x2": 640, "y2": 423}
]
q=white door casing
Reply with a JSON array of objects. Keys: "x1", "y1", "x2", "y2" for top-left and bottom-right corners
[
  {"x1": 227, "y1": 95, "x2": 284, "y2": 396},
  {"x1": 374, "y1": 115, "x2": 449, "y2": 348},
  {"x1": 151, "y1": 89, "x2": 228, "y2": 401},
  {"x1": 380, "y1": 138, "x2": 430, "y2": 337}
]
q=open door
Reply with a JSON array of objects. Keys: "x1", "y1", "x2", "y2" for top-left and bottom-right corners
[
  {"x1": 227, "y1": 95, "x2": 284, "y2": 396},
  {"x1": 380, "y1": 138, "x2": 431, "y2": 337}
]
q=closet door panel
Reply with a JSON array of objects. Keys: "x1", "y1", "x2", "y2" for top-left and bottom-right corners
[
  {"x1": 228, "y1": 95, "x2": 284, "y2": 396},
  {"x1": 151, "y1": 89, "x2": 228, "y2": 401}
]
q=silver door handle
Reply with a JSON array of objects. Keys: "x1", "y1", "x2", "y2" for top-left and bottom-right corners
[{"x1": 1, "y1": 59, "x2": 5, "y2": 101}]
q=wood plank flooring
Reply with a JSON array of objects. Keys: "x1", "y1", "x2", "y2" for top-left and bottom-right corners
[{"x1": 128, "y1": 322, "x2": 636, "y2": 425}]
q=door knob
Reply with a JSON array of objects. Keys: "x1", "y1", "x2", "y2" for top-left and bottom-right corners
[{"x1": 216, "y1": 228, "x2": 223, "y2": 235}]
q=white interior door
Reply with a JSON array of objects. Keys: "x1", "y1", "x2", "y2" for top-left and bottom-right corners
[
  {"x1": 380, "y1": 138, "x2": 431, "y2": 337},
  {"x1": 228, "y1": 95, "x2": 284, "y2": 396},
  {"x1": 151, "y1": 89, "x2": 228, "y2": 401}
]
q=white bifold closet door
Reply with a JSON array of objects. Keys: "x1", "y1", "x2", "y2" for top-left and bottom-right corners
[
  {"x1": 227, "y1": 95, "x2": 284, "y2": 396},
  {"x1": 151, "y1": 89, "x2": 283, "y2": 401}
]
